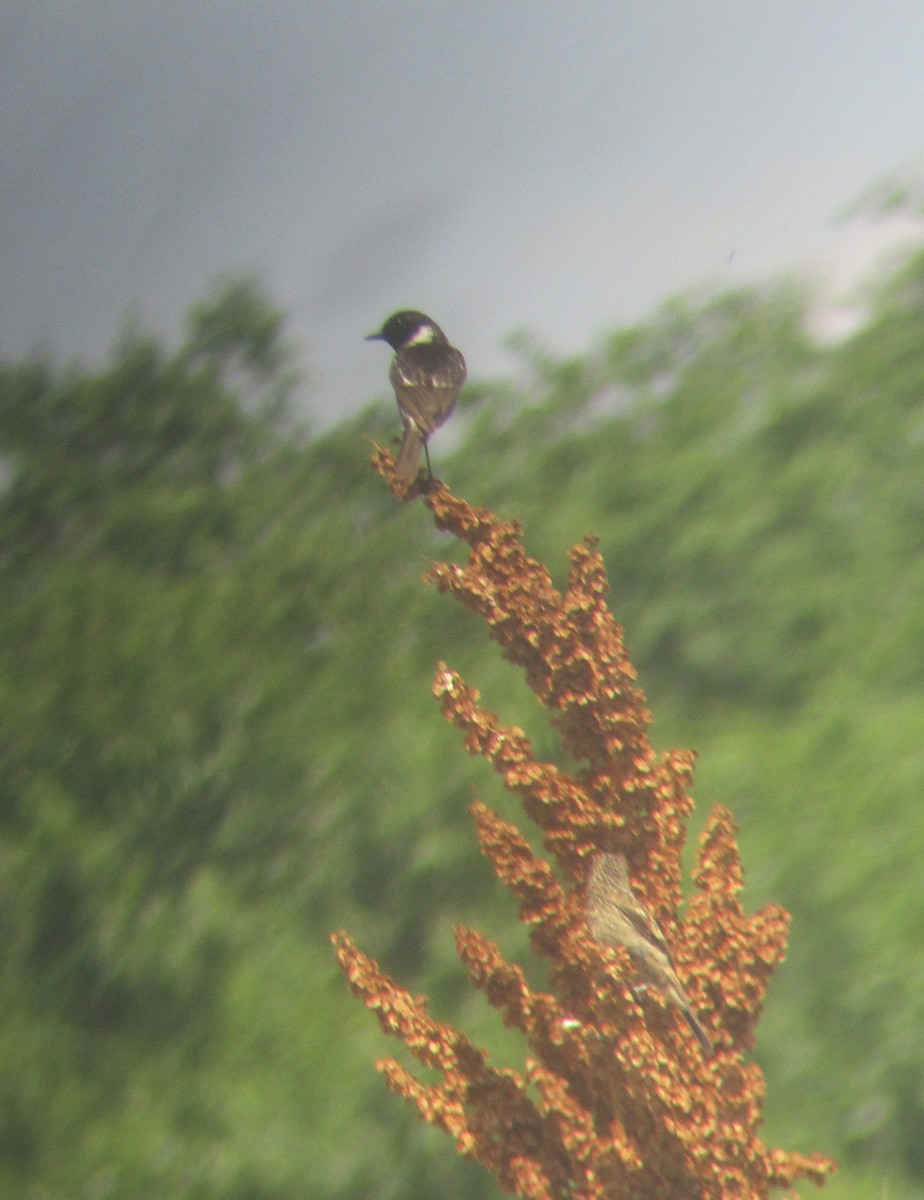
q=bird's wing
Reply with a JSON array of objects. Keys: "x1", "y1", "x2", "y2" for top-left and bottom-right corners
[
  {"x1": 619, "y1": 897, "x2": 677, "y2": 969},
  {"x1": 390, "y1": 348, "x2": 466, "y2": 435},
  {"x1": 617, "y1": 858, "x2": 676, "y2": 965}
]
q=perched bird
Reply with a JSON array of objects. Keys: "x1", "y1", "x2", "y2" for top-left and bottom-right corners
[
  {"x1": 586, "y1": 852, "x2": 712, "y2": 1055},
  {"x1": 366, "y1": 310, "x2": 466, "y2": 484}
]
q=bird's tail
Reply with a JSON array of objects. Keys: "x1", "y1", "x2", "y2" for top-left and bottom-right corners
[
  {"x1": 395, "y1": 424, "x2": 423, "y2": 483},
  {"x1": 684, "y1": 1008, "x2": 713, "y2": 1056}
]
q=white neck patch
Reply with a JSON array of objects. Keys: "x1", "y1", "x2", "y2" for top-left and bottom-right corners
[{"x1": 405, "y1": 324, "x2": 437, "y2": 346}]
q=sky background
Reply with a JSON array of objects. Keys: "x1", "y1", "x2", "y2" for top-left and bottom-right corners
[{"x1": 2, "y1": 1, "x2": 923, "y2": 425}]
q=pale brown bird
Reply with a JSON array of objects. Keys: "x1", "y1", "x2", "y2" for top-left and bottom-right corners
[{"x1": 586, "y1": 851, "x2": 712, "y2": 1055}]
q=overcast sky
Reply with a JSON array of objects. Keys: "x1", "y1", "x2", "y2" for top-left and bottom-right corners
[{"x1": 2, "y1": 1, "x2": 923, "y2": 424}]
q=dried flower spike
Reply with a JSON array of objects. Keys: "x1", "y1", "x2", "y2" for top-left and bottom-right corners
[{"x1": 334, "y1": 460, "x2": 836, "y2": 1198}]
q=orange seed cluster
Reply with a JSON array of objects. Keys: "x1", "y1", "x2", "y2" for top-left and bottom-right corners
[{"x1": 333, "y1": 451, "x2": 835, "y2": 1198}]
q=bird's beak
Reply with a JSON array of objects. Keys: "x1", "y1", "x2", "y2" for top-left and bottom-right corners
[{"x1": 365, "y1": 331, "x2": 383, "y2": 341}]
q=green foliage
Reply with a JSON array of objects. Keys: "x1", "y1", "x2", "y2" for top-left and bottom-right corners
[
  {"x1": 4, "y1": 247, "x2": 924, "y2": 1197},
  {"x1": 0, "y1": 280, "x2": 507, "y2": 1199}
]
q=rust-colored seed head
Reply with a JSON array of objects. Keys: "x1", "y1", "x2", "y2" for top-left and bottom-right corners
[{"x1": 335, "y1": 461, "x2": 836, "y2": 1199}]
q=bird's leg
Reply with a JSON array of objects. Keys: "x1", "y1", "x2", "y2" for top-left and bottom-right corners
[{"x1": 423, "y1": 439, "x2": 434, "y2": 480}]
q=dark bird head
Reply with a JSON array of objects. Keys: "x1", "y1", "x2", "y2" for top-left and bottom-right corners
[{"x1": 366, "y1": 310, "x2": 446, "y2": 351}]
